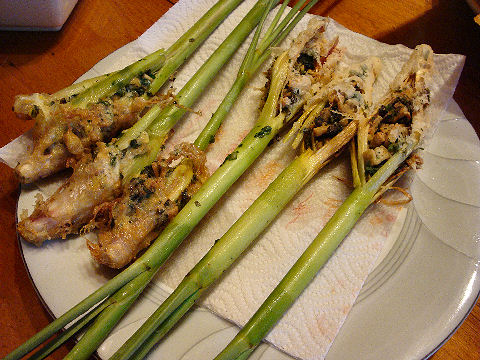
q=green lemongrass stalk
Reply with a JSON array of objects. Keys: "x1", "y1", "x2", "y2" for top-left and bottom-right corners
[
  {"x1": 128, "y1": 290, "x2": 199, "y2": 360},
  {"x1": 215, "y1": 136, "x2": 420, "y2": 360},
  {"x1": 27, "y1": 302, "x2": 110, "y2": 360},
  {"x1": 148, "y1": 0, "x2": 246, "y2": 94},
  {"x1": 64, "y1": 270, "x2": 157, "y2": 360},
  {"x1": 252, "y1": 0, "x2": 312, "y2": 69},
  {"x1": 51, "y1": 74, "x2": 110, "y2": 100},
  {"x1": 194, "y1": 0, "x2": 281, "y2": 149},
  {"x1": 257, "y1": 0, "x2": 289, "y2": 42},
  {"x1": 111, "y1": 107, "x2": 353, "y2": 360},
  {"x1": 96, "y1": 49, "x2": 288, "y2": 360},
  {"x1": 7, "y1": 2, "x2": 274, "y2": 360}
]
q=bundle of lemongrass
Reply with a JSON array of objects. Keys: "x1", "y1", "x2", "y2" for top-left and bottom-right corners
[{"x1": 3, "y1": 0, "x2": 467, "y2": 359}]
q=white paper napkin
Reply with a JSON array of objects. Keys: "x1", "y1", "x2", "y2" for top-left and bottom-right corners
[{"x1": 2, "y1": 1, "x2": 465, "y2": 359}]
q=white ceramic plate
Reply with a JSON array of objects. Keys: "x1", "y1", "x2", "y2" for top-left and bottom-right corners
[{"x1": 18, "y1": 97, "x2": 480, "y2": 360}]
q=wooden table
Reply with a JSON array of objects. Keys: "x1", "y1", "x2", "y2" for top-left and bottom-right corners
[{"x1": 1, "y1": 0, "x2": 478, "y2": 359}]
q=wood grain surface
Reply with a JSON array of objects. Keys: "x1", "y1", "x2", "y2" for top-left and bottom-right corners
[{"x1": 0, "y1": 0, "x2": 478, "y2": 359}]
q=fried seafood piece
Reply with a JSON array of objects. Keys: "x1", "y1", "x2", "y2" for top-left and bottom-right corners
[
  {"x1": 14, "y1": 73, "x2": 173, "y2": 184},
  {"x1": 358, "y1": 44, "x2": 433, "y2": 180},
  {"x1": 87, "y1": 143, "x2": 209, "y2": 268},
  {"x1": 287, "y1": 57, "x2": 382, "y2": 151},
  {"x1": 17, "y1": 131, "x2": 153, "y2": 245}
]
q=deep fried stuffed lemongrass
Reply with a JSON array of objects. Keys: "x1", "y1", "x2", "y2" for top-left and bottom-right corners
[
  {"x1": 14, "y1": 85, "x2": 174, "y2": 184},
  {"x1": 88, "y1": 143, "x2": 209, "y2": 268},
  {"x1": 14, "y1": 0, "x2": 246, "y2": 184},
  {"x1": 355, "y1": 44, "x2": 433, "y2": 186}
]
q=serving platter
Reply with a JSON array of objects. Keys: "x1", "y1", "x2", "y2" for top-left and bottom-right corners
[{"x1": 13, "y1": 1, "x2": 480, "y2": 358}]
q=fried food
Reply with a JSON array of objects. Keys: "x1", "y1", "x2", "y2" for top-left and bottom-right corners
[{"x1": 87, "y1": 143, "x2": 209, "y2": 268}]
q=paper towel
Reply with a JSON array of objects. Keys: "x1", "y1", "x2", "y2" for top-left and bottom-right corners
[{"x1": 1, "y1": 0, "x2": 465, "y2": 359}]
